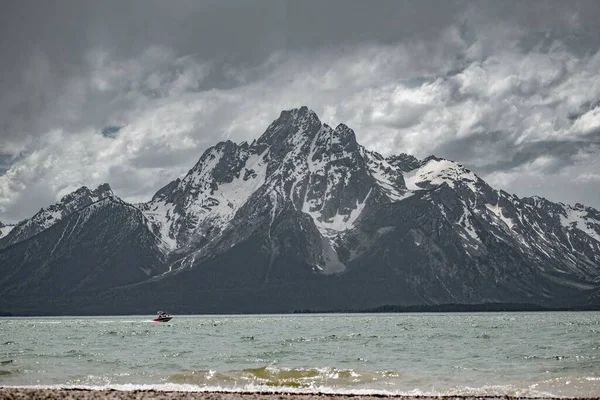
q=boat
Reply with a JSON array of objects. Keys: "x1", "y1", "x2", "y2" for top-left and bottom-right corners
[{"x1": 153, "y1": 311, "x2": 172, "y2": 322}]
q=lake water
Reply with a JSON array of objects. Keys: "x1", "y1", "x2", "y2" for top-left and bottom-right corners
[{"x1": 1, "y1": 312, "x2": 599, "y2": 397}]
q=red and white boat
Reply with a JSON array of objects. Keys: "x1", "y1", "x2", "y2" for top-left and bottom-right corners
[{"x1": 153, "y1": 311, "x2": 172, "y2": 322}]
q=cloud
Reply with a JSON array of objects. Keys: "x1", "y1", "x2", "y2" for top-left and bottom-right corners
[
  {"x1": 485, "y1": 144, "x2": 600, "y2": 208},
  {"x1": 1, "y1": 2, "x2": 600, "y2": 223}
]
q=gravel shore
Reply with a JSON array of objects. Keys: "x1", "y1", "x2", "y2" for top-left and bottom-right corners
[{"x1": 2, "y1": 389, "x2": 597, "y2": 400}]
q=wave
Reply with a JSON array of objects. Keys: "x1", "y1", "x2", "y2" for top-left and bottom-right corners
[
  {"x1": 168, "y1": 366, "x2": 363, "y2": 389},
  {"x1": 8, "y1": 366, "x2": 598, "y2": 398}
]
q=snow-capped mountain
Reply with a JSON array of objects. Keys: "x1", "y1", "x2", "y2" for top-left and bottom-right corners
[
  {"x1": 1, "y1": 107, "x2": 599, "y2": 314},
  {"x1": 0, "y1": 183, "x2": 114, "y2": 248},
  {"x1": 139, "y1": 108, "x2": 377, "y2": 250},
  {"x1": 0, "y1": 194, "x2": 169, "y2": 310}
]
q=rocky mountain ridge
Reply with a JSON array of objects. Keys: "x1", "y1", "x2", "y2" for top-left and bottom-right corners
[
  {"x1": 1, "y1": 106, "x2": 599, "y2": 314},
  {"x1": 0, "y1": 183, "x2": 114, "y2": 248}
]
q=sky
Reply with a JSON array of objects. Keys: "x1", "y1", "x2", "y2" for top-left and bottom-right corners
[{"x1": 1, "y1": 0, "x2": 600, "y2": 223}]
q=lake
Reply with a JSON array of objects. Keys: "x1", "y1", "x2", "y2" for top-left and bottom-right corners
[{"x1": 1, "y1": 312, "x2": 598, "y2": 397}]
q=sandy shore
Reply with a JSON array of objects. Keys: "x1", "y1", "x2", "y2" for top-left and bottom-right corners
[{"x1": 1, "y1": 389, "x2": 598, "y2": 400}]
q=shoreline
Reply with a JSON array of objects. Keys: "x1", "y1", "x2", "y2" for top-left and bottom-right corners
[
  {"x1": 3, "y1": 302, "x2": 600, "y2": 317},
  {"x1": 2, "y1": 388, "x2": 598, "y2": 400}
]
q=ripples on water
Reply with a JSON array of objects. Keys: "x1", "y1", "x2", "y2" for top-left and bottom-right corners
[{"x1": 0, "y1": 312, "x2": 599, "y2": 397}]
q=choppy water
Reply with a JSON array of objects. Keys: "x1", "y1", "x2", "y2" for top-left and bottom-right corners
[{"x1": 0, "y1": 312, "x2": 599, "y2": 397}]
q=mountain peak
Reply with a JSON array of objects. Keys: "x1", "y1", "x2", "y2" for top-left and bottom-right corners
[
  {"x1": 256, "y1": 107, "x2": 322, "y2": 147},
  {"x1": 334, "y1": 123, "x2": 356, "y2": 139},
  {"x1": 421, "y1": 155, "x2": 447, "y2": 164},
  {"x1": 60, "y1": 183, "x2": 113, "y2": 204},
  {"x1": 93, "y1": 183, "x2": 113, "y2": 196},
  {"x1": 277, "y1": 106, "x2": 320, "y2": 126},
  {"x1": 0, "y1": 182, "x2": 117, "y2": 248},
  {"x1": 285, "y1": 105, "x2": 313, "y2": 116},
  {"x1": 524, "y1": 195, "x2": 549, "y2": 208},
  {"x1": 386, "y1": 153, "x2": 421, "y2": 171}
]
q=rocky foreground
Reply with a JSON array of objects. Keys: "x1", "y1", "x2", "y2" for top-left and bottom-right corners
[{"x1": 1, "y1": 389, "x2": 598, "y2": 400}]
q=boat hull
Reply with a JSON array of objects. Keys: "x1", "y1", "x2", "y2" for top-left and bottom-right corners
[{"x1": 152, "y1": 317, "x2": 172, "y2": 322}]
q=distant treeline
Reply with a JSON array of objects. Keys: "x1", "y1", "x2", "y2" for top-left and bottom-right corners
[
  {"x1": 293, "y1": 302, "x2": 600, "y2": 313},
  {"x1": 3, "y1": 303, "x2": 599, "y2": 317}
]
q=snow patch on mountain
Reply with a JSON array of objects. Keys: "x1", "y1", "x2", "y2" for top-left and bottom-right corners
[
  {"x1": 486, "y1": 203, "x2": 516, "y2": 230},
  {"x1": 305, "y1": 188, "x2": 373, "y2": 235},
  {"x1": 456, "y1": 202, "x2": 481, "y2": 249},
  {"x1": 0, "y1": 224, "x2": 14, "y2": 239},
  {"x1": 141, "y1": 201, "x2": 178, "y2": 250},
  {"x1": 193, "y1": 150, "x2": 268, "y2": 221},
  {"x1": 318, "y1": 236, "x2": 346, "y2": 274},
  {"x1": 404, "y1": 158, "x2": 479, "y2": 191},
  {"x1": 270, "y1": 125, "x2": 322, "y2": 203},
  {"x1": 265, "y1": 120, "x2": 373, "y2": 236},
  {"x1": 561, "y1": 205, "x2": 600, "y2": 243},
  {"x1": 363, "y1": 149, "x2": 412, "y2": 202},
  {"x1": 142, "y1": 148, "x2": 269, "y2": 249}
]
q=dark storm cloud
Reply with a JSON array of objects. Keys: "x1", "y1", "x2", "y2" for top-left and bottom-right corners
[
  {"x1": 1, "y1": 0, "x2": 600, "y2": 222},
  {"x1": 2, "y1": 0, "x2": 598, "y2": 147},
  {"x1": 3, "y1": 1, "x2": 597, "y2": 73}
]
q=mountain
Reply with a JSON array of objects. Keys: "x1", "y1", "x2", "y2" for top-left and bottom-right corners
[
  {"x1": 0, "y1": 187, "x2": 169, "y2": 314},
  {"x1": 1, "y1": 107, "x2": 599, "y2": 314},
  {"x1": 0, "y1": 183, "x2": 115, "y2": 248}
]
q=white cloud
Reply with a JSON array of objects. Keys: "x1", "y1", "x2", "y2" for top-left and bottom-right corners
[{"x1": 1, "y1": 22, "x2": 600, "y2": 223}]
